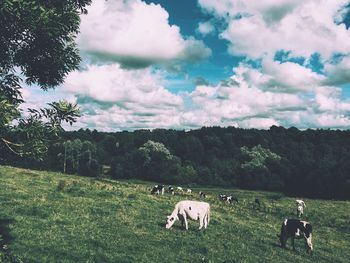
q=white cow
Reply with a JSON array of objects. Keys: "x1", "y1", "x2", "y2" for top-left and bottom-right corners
[
  {"x1": 296, "y1": 199, "x2": 306, "y2": 217},
  {"x1": 177, "y1": 186, "x2": 184, "y2": 192},
  {"x1": 165, "y1": 200, "x2": 210, "y2": 230}
]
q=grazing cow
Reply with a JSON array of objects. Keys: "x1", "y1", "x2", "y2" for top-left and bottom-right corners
[
  {"x1": 296, "y1": 199, "x2": 306, "y2": 217},
  {"x1": 199, "y1": 191, "x2": 206, "y2": 198},
  {"x1": 177, "y1": 186, "x2": 184, "y2": 192},
  {"x1": 168, "y1": 186, "x2": 175, "y2": 195},
  {"x1": 226, "y1": 196, "x2": 239, "y2": 204},
  {"x1": 165, "y1": 200, "x2": 210, "y2": 230},
  {"x1": 151, "y1": 184, "x2": 164, "y2": 195},
  {"x1": 219, "y1": 194, "x2": 239, "y2": 204},
  {"x1": 186, "y1": 188, "x2": 192, "y2": 193},
  {"x1": 277, "y1": 219, "x2": 313, "y2": 254},
  {"x1": 219, "y1": 194, "x2": 227, "y2": 202}
]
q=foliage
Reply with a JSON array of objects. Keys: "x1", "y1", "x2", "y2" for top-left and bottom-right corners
[
  {"x1": 0, "y1": 166, "x2": 350, "y2": 262},
  {"x1": 1, "y1": 101, "x2": 80, "y2": 161},
  {"x1": 3, "y1": 126, "x2": 350, "y2": 199},
  {"x1": 240, "y1": 144, "x2": 281, "y2": 170},
  {"x1": 0, "y1": 0, "x2": 91, "y2": 88},
  {"x1": 0, "y1": 0, "x2": 90, "y2": 161}
]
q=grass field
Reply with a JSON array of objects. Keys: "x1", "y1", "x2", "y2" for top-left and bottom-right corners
[{"x1": 0, "y1": 165, "x2": 349, "y2": 262}]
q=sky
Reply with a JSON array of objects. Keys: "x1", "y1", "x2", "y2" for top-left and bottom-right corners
[{"x1": 23, "y1": 0, "x2": 350, "y2": 131}]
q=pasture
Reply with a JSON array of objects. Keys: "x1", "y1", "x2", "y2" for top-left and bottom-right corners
[{"x1": 0, "y1": 165, "x2": 349, "y2": 262}]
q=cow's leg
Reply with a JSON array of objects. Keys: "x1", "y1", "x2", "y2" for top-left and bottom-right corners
[
  {"x1": 291, "y1": 237, "x2": 296, "y2": 251},
  {"x1": 179, "y1": 215, "x2": 184, "y2": 228},
  {"x1": 184, "y1": 214, "x2": 188, "y2": 230},
  {"x1": 180, "y1": 212, "x2": 188, "y2": 230},
  {"x1": 204, "y1": 213, "x2": 208, "y2": 229},
  {"x1": 198, "y1": 215, "x2": 204, "y2": 230},
  {"x1": 305, "y1": 235, "x2": 313, "y2": 254}
]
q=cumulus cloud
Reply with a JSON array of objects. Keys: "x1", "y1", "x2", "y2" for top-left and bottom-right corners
[
  {"x1": 181, "y1": 62, "x2": 350, "y2": 129},
  {"x1": 323, "y1": 55, "x2": 350, "y2": 86},
  {"x1": 59, "y1": 0, "x2": 350, "y2": 131},
  {"x1": 78, "y1": 0, "x2": 211, "y2": 68},
  {"x1": 197, "y1": 21, "x2": 215, "y2": 35},
  {"x1": 199, "y1": 0, "x2": 350, "y2": 60},
  {"x1": 187, "y1": 0, "x2": 350, "y2": 129},
  {"x1": 62, "y1": 64, "x2": 186, "y2": 130},
  {"x1": 227, "y1": 59, "x2": 325, "y2": 93}
]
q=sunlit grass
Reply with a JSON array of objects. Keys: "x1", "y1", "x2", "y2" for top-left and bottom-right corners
[{"x1": 0, "y1": 165, "x2": 349, "y2": 262}]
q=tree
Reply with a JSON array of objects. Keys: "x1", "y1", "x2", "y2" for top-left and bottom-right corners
[
  {"x1": 78, "y1": 141, "x2": 99, "y2": 177},
  {"x1": 0, "y1": 0, "x2": 91, "y2": 161},
  {"x1": 239, "y1": 145, "x2": 282, "y2": 190},
  {"x1": 136, "y1": 140, "x2": 178, "y2": 182}
]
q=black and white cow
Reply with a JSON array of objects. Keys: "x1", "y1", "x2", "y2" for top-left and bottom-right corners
[
  {"x1": 277, "y1": 219, "x2": 313, "y2": 254},
  {"x1": 219, "y1": 194, "x2": 227, "y2": 202},
  {"x1": 219, "y1": 194, "x2": 239, "y2": 204},
  {"x1": 227, "y1": 196, "x2": 239, "y2": 204},
  {"x1": 168, "y1": 186, "x2": 175, "y2": 195},
  {"x1": 296, "y1": 199, "x2": 306, "y2": 217},
  {"x1": 151, "y1": 184, "x2": 164, "y2": 195}
]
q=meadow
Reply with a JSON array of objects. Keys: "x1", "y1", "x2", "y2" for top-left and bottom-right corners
[{"x1": 0, "y1": 165, "x2": 349, "y2": 263}]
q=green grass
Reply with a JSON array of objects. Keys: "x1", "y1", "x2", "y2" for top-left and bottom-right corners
[{"x1": 0, "y1": 165, "x2": 349, "y2": 263}]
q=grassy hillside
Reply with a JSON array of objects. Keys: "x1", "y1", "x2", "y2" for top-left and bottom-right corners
[{"x1": 0, "y1": 166, "x2": 349, "y2": 263}]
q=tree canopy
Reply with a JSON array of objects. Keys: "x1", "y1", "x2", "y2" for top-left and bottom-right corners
[{"x1": 0, "y1": 0, "x2": 91, "y2": 160}]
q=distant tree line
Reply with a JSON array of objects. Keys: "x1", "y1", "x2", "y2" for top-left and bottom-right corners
[{"x1": 2, "y1": 126, "x2": 350, "y2": 199}]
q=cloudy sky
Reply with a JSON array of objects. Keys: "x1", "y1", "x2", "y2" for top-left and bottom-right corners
[{"x1": 24, "y1": 0, "x2": 350, "y2": 131}]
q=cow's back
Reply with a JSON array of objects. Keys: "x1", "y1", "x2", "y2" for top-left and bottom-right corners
[{"x1": 177, "y1": 200, "x2": 209, "y2": 218}]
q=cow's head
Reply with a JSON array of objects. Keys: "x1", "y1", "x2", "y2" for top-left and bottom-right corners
[
  {"x1": 304, "y1": 233, "x2": 313, "y2": 254},
  {"x1": 165, "y1": 215, "x2": 177, "y2": 229}
]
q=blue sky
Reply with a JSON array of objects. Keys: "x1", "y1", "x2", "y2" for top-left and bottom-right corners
[{"x1": 23, "y1": 0, "x2": 350, "y2": 131}]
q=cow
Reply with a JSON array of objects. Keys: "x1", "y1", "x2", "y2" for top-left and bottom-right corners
[
  {"x1": 151, "y1": 184, "x2": 164, "y2": 195},
  {"x1": 168, "y1": 186, "x2": 175, "y2": 195},
  {"x1": 277, "y1": 219, "x2": 313, "y2": 254},
  {"x1": 177, "y1": 186, "x2": 184, "y2": 192},
  {"x1": 296, "y1": 199, "x2": 306, "y2": 217},
  {"x1": 226, "y1": 196, "x2": 239, "y2": 204},
  {"x1": 186, "y1": 188, "x2": 192, "y2": 193},
  {"x1": 219, "y1": 194, "x2": 227, "y2": 202},
  {"x1": 165, "y1": 200, "x2": 210, "y2": 230},
  {"x1": 199, "y1": 191, "x2": 206, "y2": 198},
  {"x1": 219, "y1": 194, "x2": 238, "y2": 204}
]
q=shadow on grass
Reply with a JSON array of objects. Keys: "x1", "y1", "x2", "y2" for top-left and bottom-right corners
[
  {"x1": 0, "y1": 218, "x2": 15, "y2": 245},
  {"x1": 269, "y1": 241, "x2": 281, "y2": 248},
  {"x1": 157, "y1": 222, "x2": 185, "y2": 230}
]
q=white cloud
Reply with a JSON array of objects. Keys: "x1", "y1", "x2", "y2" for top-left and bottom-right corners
[
  {"x1": 228, "y1": 59, "x2": 325, "y2": 93},
  {"x1": 197, "y1": 21, "x2": 215, "y2": 35},
  {"x1": 240, "y1": 118, "x2": 280, "y2": 129},
  {"x1": 78, "y1": 0, "x2": 211, "y2": 68},
  {"x1": 63, "y1": 64, "x2": 185, "y2": 130},
  {"x1": 323, "y1": 55, "x2": 350, "y2": 86},
  {"x1": 189, "y1": 0, "x2": 350, "y2": 129},
  {"x1": 64, "y1": 64, "x2": 182, "y2": 107},
  {"x1": 199, "y1": 0, "x2": 350, "y2": 60},
  {"x1": 182, "y1": 62, "x2": 350, "y2": 129}
]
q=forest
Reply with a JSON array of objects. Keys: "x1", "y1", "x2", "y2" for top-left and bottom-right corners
[{"x1": 2, "y1": 125, "x2": 350, "y2": 200}]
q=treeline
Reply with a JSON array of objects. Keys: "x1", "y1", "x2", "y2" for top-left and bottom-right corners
[{"x1": 3, "y1": 126, "x2": 350, "y2": 199}]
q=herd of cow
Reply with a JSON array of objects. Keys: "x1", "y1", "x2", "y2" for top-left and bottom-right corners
[{"x1": 151, "y1": 184, "x2": 313, "y2": 255}]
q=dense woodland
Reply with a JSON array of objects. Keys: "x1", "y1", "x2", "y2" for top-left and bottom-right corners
[{"x1": 2, "y1": 126, "x2": 350, "y2": 199}]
